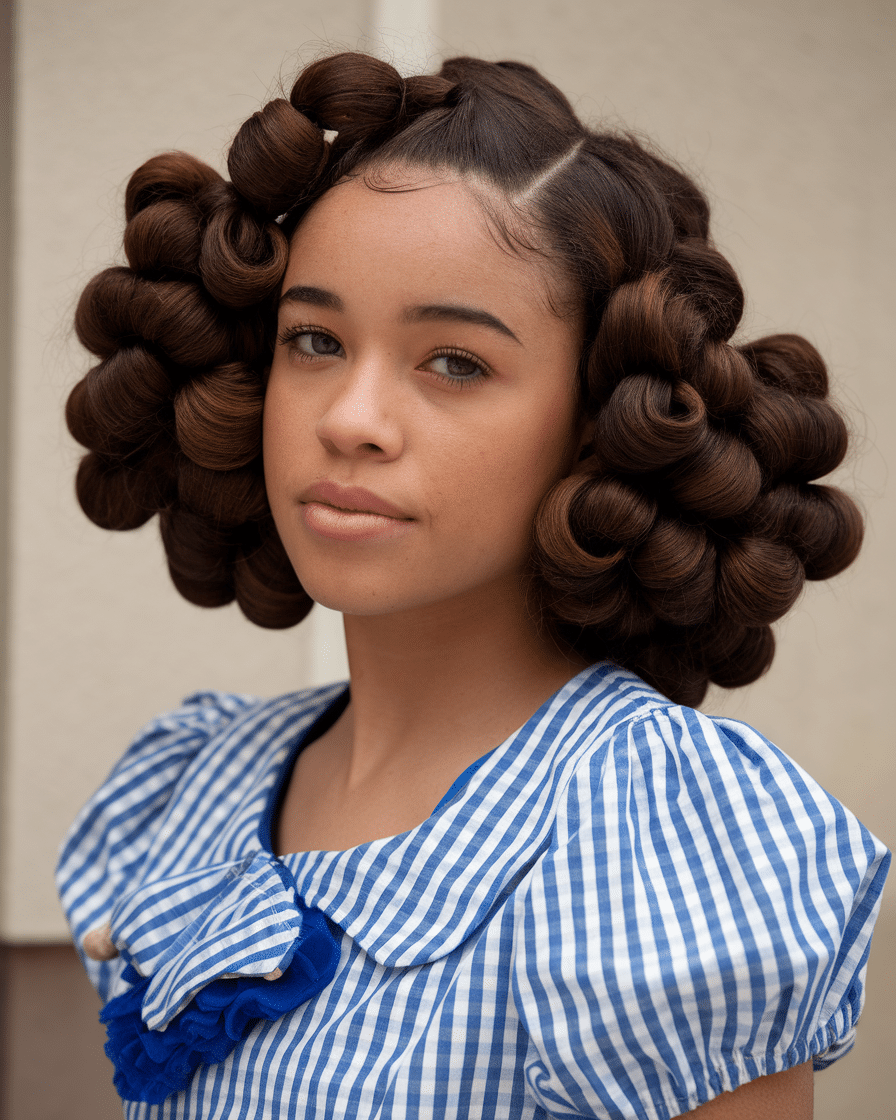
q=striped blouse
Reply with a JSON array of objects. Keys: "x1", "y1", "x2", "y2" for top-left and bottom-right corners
[{"x1": 57, "y1": 663, "x2": 889, "y2": 1119}]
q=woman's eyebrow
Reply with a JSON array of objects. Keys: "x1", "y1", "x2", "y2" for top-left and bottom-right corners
[
  {"x1": 278, "y1": 287, "x2": 521, "y2": 346},
  {"x1": 403, "y1": 304, "x2": 522, "y2": 345},
  {"x1": 279, "y1": 285, "x2": 343, "y2": 311}
]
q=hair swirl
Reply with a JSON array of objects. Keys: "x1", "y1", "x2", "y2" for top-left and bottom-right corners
[{"x1": 68, "y1": 51, "x2": 862, "y2": 704}]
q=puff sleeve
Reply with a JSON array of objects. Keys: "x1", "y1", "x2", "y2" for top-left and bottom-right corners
[
  {"x1": 56, "y1": 691, "x2": 255, "y2": 1001},
  {"x1": 511, "y1": 705, "x2": 890, "y2": 1120}
]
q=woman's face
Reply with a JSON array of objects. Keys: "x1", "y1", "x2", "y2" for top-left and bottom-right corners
[{"x1": 264, "y1": 167, "x2": 583, "y2": 619}]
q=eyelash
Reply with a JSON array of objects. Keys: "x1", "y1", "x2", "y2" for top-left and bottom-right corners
[
  {"x1": 425, "y1": 347, "x2": 491, "y2": 388},
  {"x1": 276, "y1": 325, "x2": 492, "y2": 388},
  {"x1": 277, "y1": 324, "x2": 337, "y2": 356}
]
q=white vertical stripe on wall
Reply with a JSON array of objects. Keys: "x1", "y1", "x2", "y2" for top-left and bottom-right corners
[
  {"x1": 306, "y1": 0, "x2": 443, "y2": 689},
  {"x1": 307, "y1": 607, "x2": 350, "y2": 688},
  {"x1": 370, "y1": 0, "x2": 439, "y2": 72}
]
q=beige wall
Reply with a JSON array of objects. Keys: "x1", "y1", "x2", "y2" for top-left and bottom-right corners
[
  {"x1": 0, "y1": 0, "x2": 12, "y2": 922},
  {"x1": 2, "y1": 0, "x2": 893, "y2": 1111}
]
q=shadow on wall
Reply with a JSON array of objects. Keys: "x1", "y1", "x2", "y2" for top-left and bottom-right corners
[{"x1": 1, "y1": 945, "x2": 121, "y2": 1120}]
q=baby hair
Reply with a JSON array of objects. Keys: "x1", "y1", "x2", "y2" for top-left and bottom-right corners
[{"x1": 67, "y1": 51, "x2": 862, "y2": 706}]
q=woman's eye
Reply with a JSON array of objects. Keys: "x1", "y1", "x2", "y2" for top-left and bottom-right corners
[
  {"x1": 425, "y1": 352, "x2": 489, "y2": 384},
  {"x1": 296, "y1": 331, "x2": 342, "y2": 358},
  {"x1": 279, "y1": 327, "x2": 344, "y2": 359}
]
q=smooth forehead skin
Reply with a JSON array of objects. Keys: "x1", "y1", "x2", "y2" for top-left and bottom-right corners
[{"x1": 288, "y1": 168, "x2": 580, "y2": 338}]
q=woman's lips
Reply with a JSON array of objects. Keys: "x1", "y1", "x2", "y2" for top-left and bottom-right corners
[
  {"x1": 300, "y1": 481, "x2": 412, "y2": 520},
  {"x1": 299, "y1": 481, "x2": 415, "y2": 542}
]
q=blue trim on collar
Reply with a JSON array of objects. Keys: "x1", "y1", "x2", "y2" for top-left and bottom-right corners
[
  {"x1": 257, "y1": 684, "x2": 350, "y2": 854},
  {"x1": 431, "y1": 747, "x2": 499, "y2": 814}
]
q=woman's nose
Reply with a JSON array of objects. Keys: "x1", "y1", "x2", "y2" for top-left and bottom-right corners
[{"x1": 315, "y1": 358, "x2": 405, "y2": 461}]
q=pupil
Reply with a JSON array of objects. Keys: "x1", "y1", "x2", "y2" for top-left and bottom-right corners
[
  {"x1": 313, "y1": 333, "x2": 338, "y2": 354},
  {"x1": 447, "y1": 355, "x2": 475, "y2": 377}
]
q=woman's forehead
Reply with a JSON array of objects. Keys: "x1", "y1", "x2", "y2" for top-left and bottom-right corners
[{"x1": 287, "y1": 169, "x2": 581, "y2": 325}]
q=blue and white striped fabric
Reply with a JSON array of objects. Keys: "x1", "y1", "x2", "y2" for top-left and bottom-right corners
[
  {"x1": 110, "y1": 851, "x2": 311, "y2": 1029},
  {"x1": 57, "y1": 663, "x2": 889, "y2": 1119}
]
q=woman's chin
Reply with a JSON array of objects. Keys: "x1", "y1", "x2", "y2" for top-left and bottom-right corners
[
  {"x1": 300, "y1": 580, "x2": 411, "y2": 619},
  {"x1": 299, "y1": 575, "x2": 494, "y2": 622}
]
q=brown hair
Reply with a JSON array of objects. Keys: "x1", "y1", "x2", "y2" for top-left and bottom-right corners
[{"x1": 67, "y1": 52, "x2": 862, "y2": 706}]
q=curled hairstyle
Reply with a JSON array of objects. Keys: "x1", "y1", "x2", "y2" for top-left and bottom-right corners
[{"x1": 68, "y1": 52, "x2": 862, "y2": 706}]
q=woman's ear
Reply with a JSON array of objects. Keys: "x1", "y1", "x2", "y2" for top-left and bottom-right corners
[{"x1": 569, "y1": 417, "x2": 598, "y2": 474}]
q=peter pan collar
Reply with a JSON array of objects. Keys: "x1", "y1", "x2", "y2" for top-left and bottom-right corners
[
  {"x1": 106, "y1": 663, "x2": 662, "y2": 1032},
  {"x1": 282, "y1": 662, "x2": 658, "y2": 967}
]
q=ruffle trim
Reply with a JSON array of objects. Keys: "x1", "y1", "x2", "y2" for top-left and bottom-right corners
[{"x1": 101, "y1": 904, "x2": 340, "y2": 1104}]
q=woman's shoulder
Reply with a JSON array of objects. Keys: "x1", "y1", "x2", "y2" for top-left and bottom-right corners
[
  {"x1": 511, "y1": 667, "x2": 890, "y2": 1117},
  {"x1": 558, "y1": 668, "x2": 890, "y2": 916},
  {"x1": 80, "y1": 683, "x2": 345, "y2": 798},
  {"x1": 561, "y1": 665, "x2": 876, "y2": 848},
  {"x1": 61, "y1": 683, "x2": 347, "y2": 841},
  {"x1": 56, "y1": 682, "x2": 346, "y2": 995},
  {"x1": 498, "y1": 662, "x2": 887, "y2": 880},
  {"x1": 126, "y1": 683, "x2": 340, "y2": 748}
]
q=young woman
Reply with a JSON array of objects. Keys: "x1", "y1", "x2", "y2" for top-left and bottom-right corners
[{"x1": 57, "y1": 51, "x2": 889, "y2": 1119}]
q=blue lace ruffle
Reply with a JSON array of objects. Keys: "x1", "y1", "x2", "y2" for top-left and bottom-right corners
[{"x1": 101, "y1": 904, "x2": 340, "y2": 1104}]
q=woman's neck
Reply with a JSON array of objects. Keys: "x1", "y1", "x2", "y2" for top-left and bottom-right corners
[
  {"x1": 276, "y1": 576, "x2": 589, "y2": 854},
  {"x1": 335, "y1": 575, "x2": 588, "y2": 788}
]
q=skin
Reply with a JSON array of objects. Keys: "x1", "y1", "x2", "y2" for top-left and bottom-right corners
[{"x1": 261, "y1": 167, "x2": 814, "y2": 1118}]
